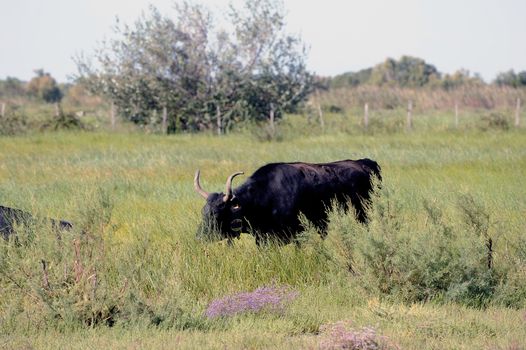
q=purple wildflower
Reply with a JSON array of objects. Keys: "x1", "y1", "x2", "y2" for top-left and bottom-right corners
[
  {"x1": 319, "y1": 321, "x2": 396, "y2": 350},
  {"x1": 205, "y1": 285, "x2": 299, "y2": 319}
]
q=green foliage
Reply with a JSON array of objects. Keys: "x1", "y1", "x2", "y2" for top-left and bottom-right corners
[
  {"x1": 440, "y1": 69, "x2": 485, "y2": 90},
  {"x1": 326, "y1": 188, "x2": 502, "y2": 307},
  {"x1": 494, "y1": 69, "x2": 526, "y2": 88},
  {"x1": 330, "y1": 68, "x2": 373, "y2": 88},
  {"x1": 330, "y1": 56, "x2": 441, "y2": 88},
  {"x1": 0, "y1": 77, "x2": 26, "y2": 98},
  {"x1": 179, "y1": 230, "x2": 341, "y2": 301},
  {"x1": 328, "y1": 57, "x2": 491, "y2": 91},
  {"x1": 363, "y1": 113, "x2": 405, "y2": 134},
  {"x1": 0, "y1": 107, "x2": 90, "y2": 135},
  {"x1": 0, "y1": 110, "x2": 29, "y2": 136},
  {"x1": 477, "y1": 112, "x2": 510, "y2": 131},
  {"x1": 0, "y1": 130, "x2": 525, "y2": 348},
  {"x1": 40, "y1": 110, "x2": 87, "y2": 132},
  {"x1": 0, "y1": 190, "x2": 204, "y2": 332},
  {"x1": 76, "y1": 0, "x2": 312, "y2": 133},
  {"x1": 370, "y1": 56, "x2": 440, "y2": 87},
  {"x1": 245, "y1": 120, "x2": 284, "y2": 142},
  {"x1": 492, "y1": 267, "x2": 526, "y2": 308}
]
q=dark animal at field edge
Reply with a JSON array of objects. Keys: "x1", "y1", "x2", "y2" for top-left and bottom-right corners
[
  {"x1": 194, "y1": 159, "x2": 381, "y2": 245},
  {"x1": 0, "y1": 205, "x2": 73, "y2": 240}
]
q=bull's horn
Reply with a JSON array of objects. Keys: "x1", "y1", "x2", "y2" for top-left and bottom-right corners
[
  {"x1": 223, "y1": 172, "x2": 244, "y2": 202},
  {"x1": 194, "y1": 170, "x2": 210, "y2": 199}
]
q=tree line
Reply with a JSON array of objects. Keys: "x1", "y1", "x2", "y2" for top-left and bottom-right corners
[
  {"x1": 0, "y1": 70, "x2": 63, "y2": 104},
  {"x1": 327, "y1": 56, "x2": 526, "y2": 91}
]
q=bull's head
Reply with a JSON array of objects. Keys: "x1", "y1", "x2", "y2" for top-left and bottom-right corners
[{"x1": 194, "y1": 170, "x2": 245, "y2": 241}]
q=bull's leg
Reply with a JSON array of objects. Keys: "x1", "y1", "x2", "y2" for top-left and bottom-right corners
[
  {"x1": 302, "y1": 210, "x2": 329, "y2": 239},
  {"x1": 318, "y1": 221, "x2": 329, "y2": 239},
  {"x1": 350, "y1": 194, "x2": 368, "y2": 224},
  {"x1": 355, "y1": 206, "x2": 367, "y2": 223}
]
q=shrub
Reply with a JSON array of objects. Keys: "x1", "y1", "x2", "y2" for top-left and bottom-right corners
[
  {"x1": 205, "y1": 284, "x2": 299, "y2": 319},
  {"x1": 0, "y1": 190, "x2": 200, "y2": 332},
  {"x1": 330, "y1": 186, "x2": 499, "y2": 306},
  {"x1": 478, "y1": 112, "x2": 510, "y2": 131},
  {"x1": 326, "y1": 105, "x2": 344, "y2": 114},
  {"x1": 492, "y1": 236, "x2": 526, "y2": 308},
  {"x1": 0, "y1": 111, "x2": 29, "y2": 136},
  {"x1": 319, "y1": 320, "x2": 396, "y2": 350},
  {"x1": 40, "y1": 111, "x2": 87, "y2": 131},
  {"x1": 0, "y1": 220, "x2": 120, "y2": 329},
  {"x1": 492, "y1": 267, "x2": 526, "y2": 308}
]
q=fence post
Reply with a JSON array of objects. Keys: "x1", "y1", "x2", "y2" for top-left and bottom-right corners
[
  {"x1": 406, "y1": 100, "x2": 413, "y2": 130},
  {"x1": 318, "y1": 104, "x2": 325, "y2": 131},
  {"x1": 269, "y1": 103, "x2": 275, "y2": 133},
  {"x1": 317, "y1": 103, "x2": 325, "y2": 132},
  {"x1": 455, "y1": 101, "x2": 459, "y2": 128},
  {"x1": 515, "y1": 97, "x2": 521, "y2": 128},
  {"x1": 314, "y1": 89, "x2": 325, "y2": 131},
  {"x1": 110, "y1": 102, "x2": 116, "y2": 130},
  {"x1": 0, "y1": 102, "x2": 5, "y2": 117},
  {"x1": 162, "y1": 106, "x2": 168, "y2": 134},
  {"x1": 216, "y1": 105, "x2": 222, "y2": 135},
  {"x1": 364, "y1": 103, "x2": 369, "y2": 130}
]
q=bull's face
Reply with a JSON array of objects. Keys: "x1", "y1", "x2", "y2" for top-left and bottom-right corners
[{"x1": 194, "y1": 170, "x2": 245, "y2": 241}]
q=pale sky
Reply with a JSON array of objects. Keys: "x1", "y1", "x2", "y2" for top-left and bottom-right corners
[{"x1": 1, "y1": 0, "x2": 525, "y2": 82}]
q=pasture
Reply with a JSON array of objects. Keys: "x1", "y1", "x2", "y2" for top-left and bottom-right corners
[{"x1": 0, "y1": 119, "x2": 525, "y2": 349}]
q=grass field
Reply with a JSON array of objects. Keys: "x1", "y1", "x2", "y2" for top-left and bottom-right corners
[{"x1": 0, "y1": 120, "x2": 525, "y2": 349}]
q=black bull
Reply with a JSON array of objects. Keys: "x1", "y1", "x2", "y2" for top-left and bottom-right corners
[
  {"x1": 0, "y1": 205, "x2": 73, "y2": 240},
  {"x1": 194, "y1": 158, "x2": 381, "y2": 245}
]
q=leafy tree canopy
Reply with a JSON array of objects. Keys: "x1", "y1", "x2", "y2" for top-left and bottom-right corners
[
  {"x1": 329, "y1": 56, "x2": 490, "y2": 90},
  {"x1": 75, "y1": 0, "x2": 312, "y2": 133},
  {"x1": 494, "y1": 69, "x2": 526, "y2": 88}
]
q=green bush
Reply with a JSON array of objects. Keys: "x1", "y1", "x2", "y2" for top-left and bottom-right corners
[
  {"x1": 40, "y1": 111, "x2": 87, "y2": 131},
  {"x1": 0, "y1": 111, "x2": 29, "y2": 136},
  {"x1": 327, "y1": 187, "x2": 500, "y2": 307},
  {"x1": 478, "y1": 112, "x2": 510, "y2": 131},
  {"x1": 492, "y1": 267, "x2": 526, "y2": 308},
  {"x1": 0, "y1": 191, "x2": 200, "y2": 333}
]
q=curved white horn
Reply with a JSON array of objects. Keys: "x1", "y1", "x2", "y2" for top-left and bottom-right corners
[
  {"x1": 223, "y1": 172, "x2": 244, "y2": 202},
  {"x1": 194, "y1": 170, "x2": 210, "y2": 199}
]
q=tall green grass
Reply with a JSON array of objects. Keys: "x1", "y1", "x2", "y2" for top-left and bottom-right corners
[{"x1": 0, "y1": 122, "x2": 525, "y2": 349}]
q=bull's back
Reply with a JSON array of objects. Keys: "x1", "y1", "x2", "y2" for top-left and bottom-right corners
[
  {"x1": 288, "y1": 159, "x2": 378, "y2": 186},
  {"x1": 235, "y1": 158, "x2": 381, "y2": 233},
  {"x1": 248, "y1": 159, "x2": 379, "y2": 195}
]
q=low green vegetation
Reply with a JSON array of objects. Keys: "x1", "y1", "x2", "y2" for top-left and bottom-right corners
[{"x1": 0, "y1": 120, "x2": 525, "y2": 349}]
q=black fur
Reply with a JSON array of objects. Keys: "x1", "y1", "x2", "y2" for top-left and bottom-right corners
[
  {"x1": 197, "y1": 158, "x2": 381, "y2": 245},
  {"x1": 0, "y1": 205, "x2": 73, "y2": 240}
]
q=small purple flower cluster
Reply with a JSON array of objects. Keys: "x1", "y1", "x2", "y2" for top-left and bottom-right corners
[
  {"x1": 319, "y1": 321, "x2": 394, "y2": 350},
  {"x1": 205, "y1": 285, "x2": 299, "y2": 319}
]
